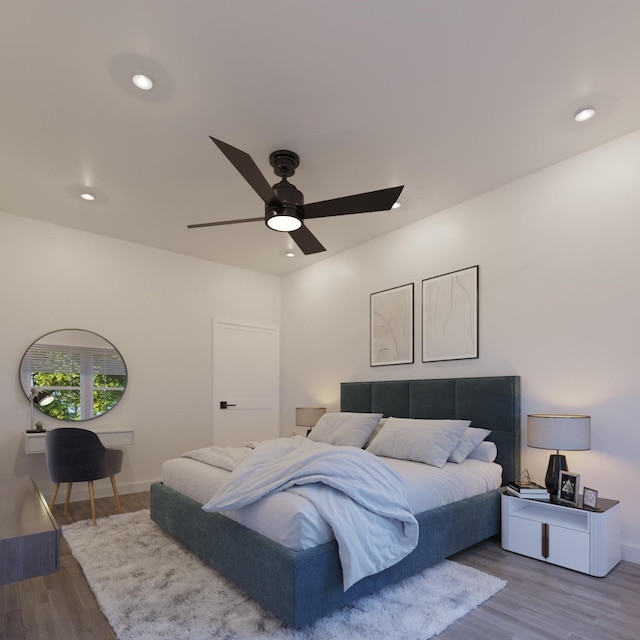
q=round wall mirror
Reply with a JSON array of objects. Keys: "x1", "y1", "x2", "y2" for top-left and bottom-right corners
[{"x1": 19, "y1": 329, "x2": 128, "y2": 422}]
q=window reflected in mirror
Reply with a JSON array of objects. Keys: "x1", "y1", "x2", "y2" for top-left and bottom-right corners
[{"x1": 20, "y1": 329, "x2": 127, "y2": 421}]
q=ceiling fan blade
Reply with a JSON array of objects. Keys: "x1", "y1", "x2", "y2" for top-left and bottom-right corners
[
  {"x1": 210, "y1": 137, "x2": 276, "y2": 205},
  {"x1": 289, "y1": 225, "x2": 326, "y2": 255},
  {"x1": 302, "y1": 185, "x2": 404, "y2": 219},
  {"x1": 187, "y1": 217, "x2": 263, "y2": 229}
]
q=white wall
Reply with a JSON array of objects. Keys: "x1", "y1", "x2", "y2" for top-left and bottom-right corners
[
  {"x1": 0, "y1": 212, "x2": 280, "y2": 500},
  {"x1": 3, "y1": 129, "x2": 639, "y2": 564},
  {"x1": 281, "y1": 129, "x2": 640, "y2": 564}
]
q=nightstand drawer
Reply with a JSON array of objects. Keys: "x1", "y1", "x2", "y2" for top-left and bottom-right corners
[{"x1": 508, "y1": 515, "x2": 590, "y2": 573}]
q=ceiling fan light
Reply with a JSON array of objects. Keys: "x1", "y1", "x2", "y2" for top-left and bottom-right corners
[
  {"x1": 266, "y1": 208, "x2": 302, "y2": 232},
  {"x1": 268, "y1": 215, "x2": 302, "y2": 232}
]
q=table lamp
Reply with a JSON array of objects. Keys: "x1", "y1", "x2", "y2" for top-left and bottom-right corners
[
  {"x1": 28, "y1": 388, "x2": 55, "y2": 432},
  {"x1": 527, "y1": 414, "x2": 591, "y2": 495},
  {"x1": 295, "y1": 407, "x2": 326, "y2": 435}
]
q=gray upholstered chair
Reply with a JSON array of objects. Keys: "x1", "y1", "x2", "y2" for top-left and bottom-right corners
[{"x1": 45, "y1": 427, "x2": 123, "y2": 525}]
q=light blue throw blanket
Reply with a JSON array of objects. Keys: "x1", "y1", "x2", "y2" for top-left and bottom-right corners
[{"x1": 201, "y1": 437, "x2": 418, "y2": 589}]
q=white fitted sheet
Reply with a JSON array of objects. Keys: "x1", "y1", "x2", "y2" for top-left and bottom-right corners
[{"x1": 161, "y1": 453, "x2": 502, "y2": 551}]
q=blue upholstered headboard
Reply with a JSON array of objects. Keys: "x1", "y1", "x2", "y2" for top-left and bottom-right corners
[{"x1": 340, "y1": 376, "x2": 521, "y2": 483}]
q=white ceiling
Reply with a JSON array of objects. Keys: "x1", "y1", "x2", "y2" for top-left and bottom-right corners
[{"x1": 2, "y1": 1, "x2": 640, "y2": 276}]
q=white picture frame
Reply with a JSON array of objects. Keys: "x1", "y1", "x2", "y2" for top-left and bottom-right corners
[
  {"x1": 583, "y1": 486, "x2": 598, "y2": 510},
  {"x1": 370, "y1": 283, "x2": 414, "y2": 366},
  {"x1": 422, "y1": 266, "x2": 479, "y2": 362}
]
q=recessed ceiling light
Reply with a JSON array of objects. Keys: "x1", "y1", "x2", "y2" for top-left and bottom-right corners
[
  {"x1": 285, "y1": 251, "x2": 295, "y2": 258},
  {"x1": 80, "y1": 192, "x2": 95, "y2": 201},
  {"x1": 392, "y1": 201, "x2": 402, "y2": 209},
  {"x1": 574, "y1": 107, "x2": 595, "y2": 123},
  {"x1": 132, "y1": 73, "x2": 154, "y2": 91}
]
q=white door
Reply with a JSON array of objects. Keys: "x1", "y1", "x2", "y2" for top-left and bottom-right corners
[{"x1": 212, "y1": 319, "x2": 280, "y2": 447}]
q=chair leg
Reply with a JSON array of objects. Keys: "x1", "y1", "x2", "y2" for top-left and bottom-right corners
[
  {"x1": 50, "y1": 483, "x2": 60, "y2": 510},
  {"x1": 64, "y1": 483, "x2": 73, "y2": 516},
  {"x1": 88, "y1": 481, "x2": 97, "y2": 526},
  {"x1": 110, "y1": 475, "x2": 122, "y2": 513}
]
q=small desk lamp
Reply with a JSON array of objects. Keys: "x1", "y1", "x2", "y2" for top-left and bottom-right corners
[
  {"x1": 28, "y1": 388, "x2": 55, "y2": 432},
  {"x1": 527, "y1": 414, "x2": 591, "y2": 495},
  {"x1": 295, "y1": 407, "x2": 326, "y2": 435}
]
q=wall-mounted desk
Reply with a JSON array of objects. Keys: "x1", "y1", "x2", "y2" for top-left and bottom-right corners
[{"x1": 24, "y1": 428, "x2": 134, "y2": 454}]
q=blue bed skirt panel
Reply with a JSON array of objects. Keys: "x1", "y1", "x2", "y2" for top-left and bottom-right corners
[{"x1": 150, "y1": 481, "x2": 501, "y2": 628}]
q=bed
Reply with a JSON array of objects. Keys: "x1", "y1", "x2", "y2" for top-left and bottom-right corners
[{"x1": 150, "y1": 375, "x2": 520, "y2": 627}]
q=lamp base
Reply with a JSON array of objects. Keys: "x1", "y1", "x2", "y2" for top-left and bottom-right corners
[{"x1": 545, "y1": 453, "x2": 568, "y2": 497}]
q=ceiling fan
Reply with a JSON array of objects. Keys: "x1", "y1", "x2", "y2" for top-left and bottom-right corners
[{"x1": 187, "y1": 137, "x2": 404, "y2": 255}]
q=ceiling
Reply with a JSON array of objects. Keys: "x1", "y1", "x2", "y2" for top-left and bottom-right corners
[{"x1": 2, "y1": 1, "x2": 640, "y2": 276}]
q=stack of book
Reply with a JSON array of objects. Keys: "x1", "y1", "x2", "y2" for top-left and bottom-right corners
[{"x1": 506, "y1": 481, "x2": 550, "y2": 501}]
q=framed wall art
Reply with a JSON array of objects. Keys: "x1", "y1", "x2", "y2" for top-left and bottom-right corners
[
  {"x1": 370, "y1": 283, "x2": 414, "y2": 366},
  {"x1": 422, "y1": 265, "x2": 478, "y2": 362}
]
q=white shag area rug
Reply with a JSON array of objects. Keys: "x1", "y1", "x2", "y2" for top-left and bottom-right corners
[{"x1": 63, "y1": 510, "x2": 505, "y2": 640}]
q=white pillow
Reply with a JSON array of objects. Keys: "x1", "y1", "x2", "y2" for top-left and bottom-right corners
[
  {"x1": 466, "y1": 440, "x2": 498, "y2": 462},
  {"x1": 364, "y1": 417, "x2": 387, "y2": 448},
  {"x1": 448, "y1": 427, "x2": 491, "y2": 463},
  {"x1": 308, "y1": 412, "x2": 382, "y2": 448},
  {"x1": 366, "y1": 417, "x2": 469, "y2": 467}
]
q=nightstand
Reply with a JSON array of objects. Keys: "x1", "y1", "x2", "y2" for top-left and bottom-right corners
[{"x1": 501, "y1": 492, "x2": 621, "y2": 576}]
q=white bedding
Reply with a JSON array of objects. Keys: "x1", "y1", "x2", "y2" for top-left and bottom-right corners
[
  {"x1": 201, "y1": 437, "x2": 418, "y2": 588},
  {"x1": 161, "y1": 438, "x2": 502, "y2": 553}
]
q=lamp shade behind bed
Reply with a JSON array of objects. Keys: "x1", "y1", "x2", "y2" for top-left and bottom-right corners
[{"x1": 295, "y1": 407, "x2": 326, "y2": 434}]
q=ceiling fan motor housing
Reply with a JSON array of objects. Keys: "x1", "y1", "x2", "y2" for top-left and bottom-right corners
[{"x1": 266, "y1": 179, "x2": 304, "y2": 231}]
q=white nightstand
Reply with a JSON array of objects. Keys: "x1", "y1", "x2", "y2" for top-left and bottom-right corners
[{"x1": 501, "y1": 492, "x2": 621, "y2": 577}]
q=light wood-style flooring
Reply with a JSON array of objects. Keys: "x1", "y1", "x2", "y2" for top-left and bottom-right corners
[{"x1": 1, "y1": 491, "x2": 638, "y2": 639}]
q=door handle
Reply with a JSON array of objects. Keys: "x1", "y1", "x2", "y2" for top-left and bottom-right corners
[{"x1": 219, "y1": 401, "x2": 237, "y2": 409}]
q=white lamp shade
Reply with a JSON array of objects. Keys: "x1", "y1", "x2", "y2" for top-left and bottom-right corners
[
  {"x1": 30, "y1": 389, "x2": 55, "y2": 406},
  {"x1": 527, "y1": 414, "x2": 591, "y2": 451},
  {"x1": 295, "y1": 407, "x2": 326, "y2": 428}
]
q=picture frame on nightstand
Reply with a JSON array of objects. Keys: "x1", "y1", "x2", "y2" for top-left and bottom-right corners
[
  {"x1": 583, "y1": 487, "x2": 599, "y2": 510},
  {"x1": 558, "y1": 471, "x2": 580, "y2": 505}
]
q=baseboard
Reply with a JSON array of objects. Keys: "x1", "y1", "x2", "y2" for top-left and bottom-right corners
[
  {"x1": 46, "y1": 478, "x2": 158, "y2": 505},
  {"x1": 622, "y1": 543, "x2": 640, "y2": 565}
]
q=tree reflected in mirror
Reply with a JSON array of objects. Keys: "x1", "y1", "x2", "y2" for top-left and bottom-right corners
[{"x1": 20, "y1": 329, "x2": 128, "y2": 422}]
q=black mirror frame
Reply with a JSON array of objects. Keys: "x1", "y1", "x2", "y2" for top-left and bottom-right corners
[{"x1": 19, "y1": 328, "x2": 128, "y2": 422}]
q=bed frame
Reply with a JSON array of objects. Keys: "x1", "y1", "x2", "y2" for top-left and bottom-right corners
[{"x1": 150, "y1": 375, "x2": 520, "y2": 628}]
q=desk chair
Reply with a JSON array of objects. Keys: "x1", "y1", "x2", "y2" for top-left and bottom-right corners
[{"x1": 45, "y1": 427, "x2": 123, "y2": 525}]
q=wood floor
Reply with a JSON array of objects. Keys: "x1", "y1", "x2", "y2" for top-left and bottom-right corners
[
  {"x1": 1, "y1": 491, "x2": 638, "y2": 640},
  {"x1": 0, "y1": 492, "x2": 147, "y2": 640}
]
